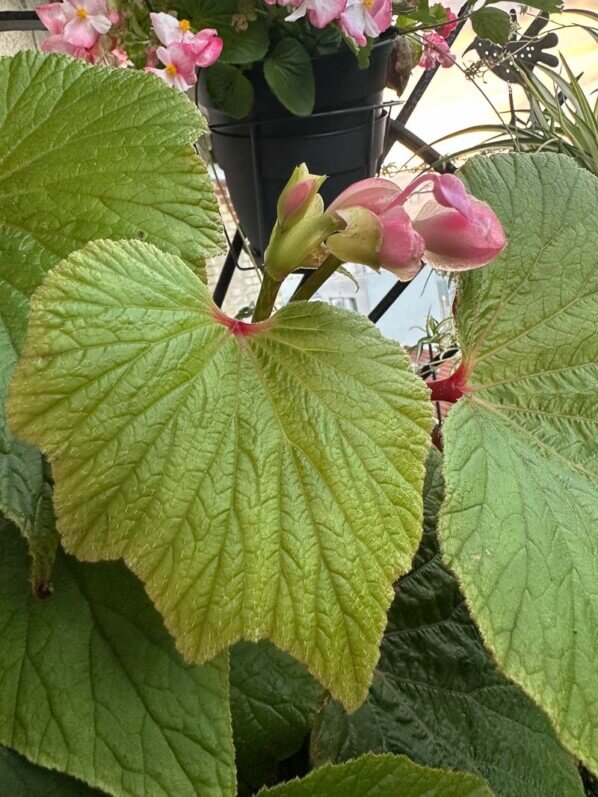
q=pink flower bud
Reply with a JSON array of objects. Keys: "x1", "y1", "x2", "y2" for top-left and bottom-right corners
[
  {"x1": 414, "y1": 198, "x2": 506, "y2": 272},
  {"x1": 277, "y1": 163, "x2": 326, "y2": 229}
]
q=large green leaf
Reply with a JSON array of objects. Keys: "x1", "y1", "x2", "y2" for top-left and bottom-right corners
[
  {"x1": 8, "y1": 238, "x2": 433, "y2": 710},
  {"x1": 0, "y1": 746, "x2": 102, "y2": 796},
  {"x1": 231, "y1": 641, "x2": 323, "y2": 794},
  {"x1": 259, "y1": 754, "x2": 494, "y2": 796},
  {"x1": 0, "y1": 519, "x2": 234, "y2": 797},
  {"x1": 0, "y1": 51, "x2": 223, "y2": 551},
  {"x1": 311, "y1": 450, "x2": 584, "y2": 797},
  {"x1": 439, "y1": 154, "x2": 598, "y2": 773}
]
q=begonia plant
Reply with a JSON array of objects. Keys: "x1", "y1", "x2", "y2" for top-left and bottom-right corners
[{"x1": 0, "y1": 49, "x2": 595, "y2": 797}]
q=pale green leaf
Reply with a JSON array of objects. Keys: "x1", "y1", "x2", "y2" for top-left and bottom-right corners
[
  {"x1": 0, "y1": 746, "x2": 102, "y2": 796},
  {"x1": 0, "y1": 519, "x2": 234, "y2": 797},
  {"x1": 440, "y1": 154, "x2": 598, "y2": 773},
  {"x1": 231, "y1": 641, "x2": 323, "y2": 794},
  {"x1": 0, "y1": 51, "x2": 223, "y2": 549},
  {"x1": 8, "y1": 238, "x2": 433, "y2": 710},
  {"x1": 258, "y1": 754, "x2": 494, "y2": 796},
  {"x1": 311, "y1": 450, "x2": 584, "y2": 797}
]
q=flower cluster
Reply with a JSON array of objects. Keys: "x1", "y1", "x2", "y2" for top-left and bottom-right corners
[
  {"x1": 266, "y1": 165, "x2": 506, "y2": 281},
  {"x1": 264, "y1": 0, "x2": 393, "y2": 47},
  {"x1": 36, "y1": 3, "x2": 222, "y2": 88},
  {"x1": 37, "y1": 0, "x2": 123, "y2": 65},
  {"x1": 144, "y1": 13, "x2": 223, "y2": 91},
  {"x1": 418, "y1": 6, "x2": 457, "y2": 70}
]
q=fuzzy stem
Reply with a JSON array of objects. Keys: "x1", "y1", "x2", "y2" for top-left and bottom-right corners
[
  {"x1": 427, "y1": 363, "x2": 470, "y2": 404},
  {"x1": 252, "y1": 271, "x2": 282, "y2": 323},
  {"x1": 290, "y1": 256, "x2": 342, "y2": 303}
]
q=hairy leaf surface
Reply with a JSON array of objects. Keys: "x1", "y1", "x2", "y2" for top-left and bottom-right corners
[
  {"x1": 0, "y1": 51, "x2": 222, "y2": 544},
  {"x1": 311, "y1": 450, "x2": 584, "y2": 797},
  {"x1": 0, "y1": 520, "x2": 234, "y2": 797},
  {"x1": 440, "y1": 154, "x2": 598, "y2": 773},
  {"x1": 8, "y1": 238, "x2": 433, "y2": 709},
  {"x1": 259, "y1": 754, "x2": 494, "y2": 796}
]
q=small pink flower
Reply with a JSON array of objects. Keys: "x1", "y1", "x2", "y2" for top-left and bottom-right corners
[
  {"x1": 414, "y1": 199, "x2": 506, "y2": 271},
  {"x1": 145, "y1": 43, "x2": 197, "y2": 91},
  {"x1": 325, "y1": 172, "x2": 505, "y2": 277},
  {"x1": 285, "y1": 0, "x2": 347, "y2": 29},
  {"x1": 419, "y1": 32, "x2": 454, "y2": 70},
  {"x1": 186, "y1": 29, "x2": 223, "y2": 68},
  {"x1": 150, "y1": 13, "x2": 223, "y2": 68},
  {"x1": 61, "y1": 0, "x2": 111, "y2": 49},
  {"x1": 107, "y1": 47, "x2": 132, "y2": 67},
  {"x1": 340, "y1": 0, "x2": 392, "y2": 47},
  {"x1": 438, "y1": 7, "x2": 458, "y2": 39},
  {"x1": 41, "y1": 33, "x2": 96, "y2": 61}
]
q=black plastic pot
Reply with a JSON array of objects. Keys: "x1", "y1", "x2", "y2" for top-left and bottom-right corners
[{"x1": 198, "y1": 36, "x2": 395, "y2": 256}]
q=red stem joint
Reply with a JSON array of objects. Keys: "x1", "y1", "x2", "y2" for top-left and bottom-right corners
[{"x1": 427, "y1": 363, "x2": 470, "y2": 404}]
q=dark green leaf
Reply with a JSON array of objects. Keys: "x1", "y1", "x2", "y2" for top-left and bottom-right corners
[
  {"x1": 190, "y1": 0, "x2": 269, "y2": 64},
  {"x1": 231, "y1": 641, "x2": 324, "y2": 794},
  {"x1": 0, "y1": 519, "x2": 235, "y2": 796},
  {"x1": 471, "y1": 8, "x2": 511, "y2": 45},
  {"x1": 206, "y1": 63, "x2": 255, "y2": 118},
  {"x1": 0, "y1": 747, "x2": 102, "y2": 796},
  {"x1": 312, "y1": 451, "x2": 584, "y2": 797},
  {"x1": 264, "y1": 39, "x2": 315, "y2": 116},
  {"x1": 485, "y1": 0, "x2": 562, "y2": 11}
]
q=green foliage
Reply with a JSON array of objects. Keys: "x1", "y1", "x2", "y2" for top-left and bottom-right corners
[
  {"x1": 0, "y1": 746, "x2": 101, "y2": 796},
  {"x1": 0, "y1": 520, "x2": 235, "y2": 796},
  {"x1": 205, "y1": 63, "x2": 255, "y2": 119},
  {"x1": 259, "y1": 754, "x2": 494, "y2": 796},
  {"x1": 190, "y1": 0, "x2": 269, "y2": 64},
  {"x1": 440, "y1": 153, "x2": 598, "y2": 774},
  {"x1": 264, "y1": 39, "x2": 315, "y2": 116},
  {"x1": 8, "y1": 238, "x2": 433, "y2": 711},
  {"x1": 0, "y1": 51, "x2": 222, "y2": 583},
  {"x1": 471, "y1": 8, "x2": 511, "y2": 45},
  {"x1": 311, "y1": 450, "x2": 584, "y2": 796},
  {"x1": 231, "y1": 642, "x2": 323, "y2": 794}
]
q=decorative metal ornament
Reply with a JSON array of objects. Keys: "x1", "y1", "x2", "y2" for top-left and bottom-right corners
[{"x1": 465, "y1": 11, "x2": 559, "y2": 84}]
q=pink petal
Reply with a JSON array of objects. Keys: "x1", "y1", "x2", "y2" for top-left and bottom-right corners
[
  {"x1": 90, "y1": 13, "x2": 111, "y2": 34},
  {"x1": 36, "y1": 3, "x2": 66, "y2": 35},
  {"x1": 339, "y1": 4, "x2": 367, "y2": 47},
  {"x1": 188, "y1": 30, "x2": 223, "y2": 68},
  {"x1": 63, "y1": 16, "x2": 99, "y2": 48},
  {"x1": 328, "y1": 177, "x2": 399, "y2": 215},
  {"x1": 377, "y1": 204, "x2": 425, "y2": 279},
  {"x1": 144, "y1": 66, "x2": 175, "y2": 87},
  {"x1": 309, "y1": 0, "x2": 346, "y2": 28},
  {"x1": 150, "y1": 12, "x2": 182, "y2": 46},
  {"x1": 414, "y1": 199, "x2": 506, "y2": 271},
  {"x1": 432, "y1": 174, "x2": 473, "y2": 219}
]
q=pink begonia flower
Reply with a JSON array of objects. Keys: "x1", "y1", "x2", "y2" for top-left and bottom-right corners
[
  {"x1": 438, "y1": 6, "x2": 458, "y2": 39},
  {"x1": 285, "y1": 0, "x2": 347, "y2": 29},
  {"x1": 145, "y1": 44, "x2": 197, "y2": 91},
  {"x1": 340, "y1": 0, "x2": 392, "y2": 47},
  {"x1": 41, "y1": 33, "x2": 96, "y2": 61},
  {"x1": 413, "y1": 199, "x2": 506, "y2": 271},
  {"x1": 60, "y1": 0, "x2": 111, "y2": 49},
  {"x1": 325, "y1": 172, "x2": 505, "y2": 277},
  {"x1": 36, "y1": 2, "x2": 67, "y2": 34},
  {"x1": 150, "y1": 12, "x2": 223, "y2": 68},
  {"x1": 419, "y1": 32, "x2": 454, "y2": 70}
]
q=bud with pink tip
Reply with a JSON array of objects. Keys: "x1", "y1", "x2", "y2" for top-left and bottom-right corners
[{"x1": 276, "y1": 163, "x2": 326, "y2": 230}]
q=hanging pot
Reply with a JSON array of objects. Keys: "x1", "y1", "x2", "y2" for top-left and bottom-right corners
[{"x1": 198, "y1": 36, "x2": 395, "y2": 256}]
